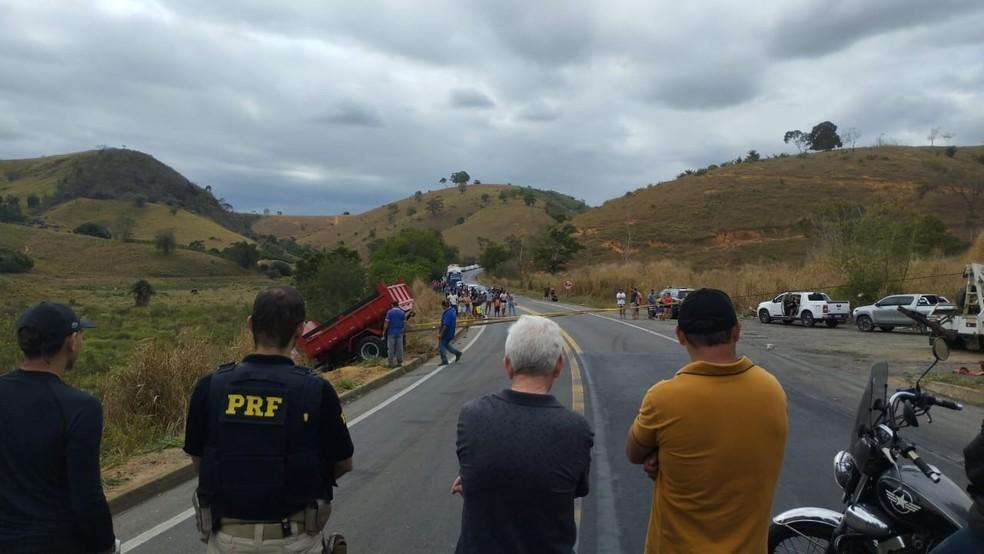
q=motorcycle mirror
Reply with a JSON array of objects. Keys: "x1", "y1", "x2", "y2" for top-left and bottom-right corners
[
  {"x1": 902, "y1": 400, "x2": 919, "y2": 427},
  {"x1": 932, "y1": 338, "x2": 950, "y2": 362}
]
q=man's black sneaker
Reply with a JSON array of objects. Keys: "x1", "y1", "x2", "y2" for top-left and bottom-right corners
[{"x1": 455, "y1": 353, "x2": 462, "y2": 363}]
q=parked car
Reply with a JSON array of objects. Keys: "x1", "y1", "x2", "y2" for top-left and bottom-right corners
[
  {"x1": 853, "y1": 293, "x2": 951, "y2": 332},
  {"x1": 657, "y1": 287, "x2": 696, "y2": 319},
  {"x1": 757, "y1": 291, "x2": 850, "y2": 327}
]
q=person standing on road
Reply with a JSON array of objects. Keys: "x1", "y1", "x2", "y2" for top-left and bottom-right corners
[
  {"x1": 631, "y1": 287, "x2": 641, "y2": 320},
  {"x1": 506, "y1": 292, "x2": 516, "y2": 317},
  {"x1": 661, "y1": 291, "x2": 672, "y2": 320},
  {"x1": 931, "y1": 419, "x2": 984, "y2": 553},
  {"x1": 616, "y1": 288, "x2": 627, "y2": 319},
  {"x1": 647, "y1": 289, "x2": 658, "y2": 320},
  {"x1": 452, "y1": 315, "x2": 593, "y2": 554},
  {"x1": 0, "y1": 303, "x2": 116, "y2": 554},
  {"x1": 439, "y1": 299, "x2": 464, "y2": 365},
  {"x1": 184, "y1": 286, "x2": 354, "y2": 553},
  {"x1": 625, "y1": 288, "x2": 788, "y2": 553},
  {"x1": 382, "y1": 300, "x2": 405, "y2": 368},
  {"x1": 449, "y1": 290, "x2": 459, "y2": 315}
]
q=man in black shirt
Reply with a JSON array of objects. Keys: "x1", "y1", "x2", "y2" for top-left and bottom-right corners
[
  {"x1": 184, "y1": 285, "x2": 354, "y2": 553},
  {"x1": 452, "y1": 315, "x2": 593, "y2": 554},
  {"x1": 0, "y1": 302, "x2": 116, "y2": 554}
]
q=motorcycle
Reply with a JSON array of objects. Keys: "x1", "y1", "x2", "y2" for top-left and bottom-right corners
[{"x1": 768, "y1": 314, "x2": 973, "y2": 553}]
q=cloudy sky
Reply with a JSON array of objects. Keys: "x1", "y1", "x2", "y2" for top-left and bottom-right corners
[{"x1": 2, "y1": 0, "x2": 983, "y2": 215}]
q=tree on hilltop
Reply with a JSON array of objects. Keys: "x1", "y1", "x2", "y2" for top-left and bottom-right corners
[
  {"x1": 450, "y1": 171, "x2": 471, "y2": 187},
  {"x1": 523, "y1": 187, "x2": 537, "y2": 207},
  {"x1": 783, "y1": 130, "x2": 810, "y2": 153},
  {"x1": 130, "y1": 279, "x2": 156, "y2": 307},
  {"x1": 807, "y1": 121, "x2": 843, "y2": 151}
]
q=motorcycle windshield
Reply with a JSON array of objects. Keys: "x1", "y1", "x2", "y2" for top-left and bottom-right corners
[{"x1": 852, "y1": 362, "x2": 889, "y2": 450}]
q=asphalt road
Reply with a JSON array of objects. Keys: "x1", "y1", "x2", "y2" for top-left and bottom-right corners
[{"x1": 113, "y1": 292, "x2": 982, "y2": 553}]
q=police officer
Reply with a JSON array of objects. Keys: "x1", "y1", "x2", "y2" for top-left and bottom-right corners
[{"x1": 183, "y1": 286, "x2": 354, "y2": 553}]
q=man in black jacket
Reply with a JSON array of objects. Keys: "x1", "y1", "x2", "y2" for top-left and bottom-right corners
[
  {"x1": 184, "y1": 286, "x2": 354, "y2": 553},
  {"x1": 0, "y1": 302, "x2": 116, "y2": 554},
  {"x1": 932, "y1": 419, "x2": 984, "y2": 552}
]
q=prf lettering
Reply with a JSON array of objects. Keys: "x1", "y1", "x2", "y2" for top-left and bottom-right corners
[{"x1": 225, "y1": 394, "x2": 284, "y2": 418}]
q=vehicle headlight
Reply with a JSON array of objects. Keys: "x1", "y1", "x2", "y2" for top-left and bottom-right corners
[{"x1": 833, "y1": 450, "x2": 857, "y2": 491}]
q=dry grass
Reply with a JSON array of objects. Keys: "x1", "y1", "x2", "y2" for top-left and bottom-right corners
[
  {"x1": 98, "y1": 330, "x2": 251, "y2": 466},
  {"x1": 507, "y1": 255, "x2": 967, "y2": 314},
  {"x1": 406, "y1": 279, "x2": 445, "y2": 357},
  {"x1": 573, "y1": 145, "x2": 984, "y2": 265}
]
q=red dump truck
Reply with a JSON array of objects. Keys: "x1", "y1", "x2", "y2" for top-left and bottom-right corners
[{"x1": 297, "y1": 281, "x2": 415, "y2": 370}]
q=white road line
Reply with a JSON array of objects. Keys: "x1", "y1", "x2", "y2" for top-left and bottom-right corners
[
  {"x1": 587, "y1": 312, "x2": 678, "y2": 344},
  {"x1": 348, "y1": 325, "x2": 486, "y2": 427},
  {"x1": 527, "y1": 296, "x2": 678, "y2": 344},
  {"x1": 122, "y1": 325, "x2": 488, "y2": 552}
]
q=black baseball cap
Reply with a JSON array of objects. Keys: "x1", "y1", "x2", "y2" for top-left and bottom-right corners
[
  {"x1": 16, "y1": 302, "x2": 96, "y2": 351},
  {"x1": 678, "y1": 288, "x2": 738, "y2": 334}
]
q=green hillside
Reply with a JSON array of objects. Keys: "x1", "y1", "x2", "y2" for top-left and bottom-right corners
[
  {"x1": 573, "y1": 145, "x2": 984, "y2": 266},
  {"x1": 258, "y1": 184, "x2": 586, "y2": 258},
  {"x1": 44, "y1": 199, "x2": 250, "y2": 249},
  {"x1": 0, "y1": 223, "x2": 248, "y2": 278}
]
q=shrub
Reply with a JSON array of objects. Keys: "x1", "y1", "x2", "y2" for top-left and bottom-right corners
[
  {"x1": 188, "y1": 240, "x2": 205, "y2": 251},
  {"x1": 294, "y1": 247, "x2": 370, "y2": 321},
  {"x1": 456, "y1": 216, "x2": 465, "y2": 224},
  {"x1": 944, "y1": 146, "x2": 958, "y2": 158},
  {"x1": 266, "y1": 260, "x2": 293, "y2": 278},
  {"x1": 73, "y1": 222, "x2": 112, "y2": 239},
  {"x1": 154, "y1": 229, "x2": 176, "y2": 255},
  {"x1": 130, "y1": 279, "x2": 156, "y2": 307},
  {"x1": 222, "y1": 241, "x2": 260, "y2": 269},
  {"x1": 0, "y1": 248, "x2": 33, "y2": 273}
]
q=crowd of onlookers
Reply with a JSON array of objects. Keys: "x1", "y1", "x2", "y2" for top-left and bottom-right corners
[{"x1": 445, "y1": 284, "x2": 516, "y2": 318}]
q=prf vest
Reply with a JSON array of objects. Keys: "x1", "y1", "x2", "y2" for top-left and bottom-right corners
[{"x1": 197, "y1": 361, "x2": 325, "y2": 522}]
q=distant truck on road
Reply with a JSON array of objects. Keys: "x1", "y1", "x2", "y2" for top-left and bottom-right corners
[
  {"x1": 853, "y1": 294, "x2": 951, "y2": 333},
  {"x1": 447, "y1": 264, "x2": 463, "y2": 288},
  {"x1": 757, "y1": 291, "x2": 850, "y2": 327},
  {"x1": 296, "y1": 281, "x2": 414, "y2": 370}
]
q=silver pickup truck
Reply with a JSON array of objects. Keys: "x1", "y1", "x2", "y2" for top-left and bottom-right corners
[
  {"x1": 852, "y1": 293, "x2": 951, "y2": 332},
  {"x1": 757, "y1": 291, "x2": 851, "y2": 327}
]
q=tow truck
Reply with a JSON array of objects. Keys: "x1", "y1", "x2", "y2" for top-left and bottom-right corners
[{"x1": 918, "y1": 263, "x2": 984, "y2": 350}]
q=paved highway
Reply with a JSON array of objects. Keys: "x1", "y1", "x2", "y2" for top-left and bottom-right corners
[{"x1": 113, "y1": 292, "x2": 982, "y2": 553}]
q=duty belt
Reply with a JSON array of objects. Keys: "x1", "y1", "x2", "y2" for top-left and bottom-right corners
[{"x1": 219, "y1": 510, "x2": 307, "y2": 540}]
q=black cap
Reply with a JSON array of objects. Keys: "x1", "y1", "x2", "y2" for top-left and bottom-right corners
[
  {"x1": 678, "y1": 288, "x2": 738, "y2": 334},
  {"x1": 16, "y1": 302, "x2": 96, "y2": 351}
]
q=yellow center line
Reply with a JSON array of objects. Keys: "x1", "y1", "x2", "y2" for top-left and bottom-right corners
[{"x1": 518, "y1": 305, "x2": 586, "y2": 528}]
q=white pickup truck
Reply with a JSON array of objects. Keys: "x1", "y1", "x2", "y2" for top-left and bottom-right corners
[
  {"x1": 852, "y1": 294, "x2": 951, "y2": 333},
  {"x1": 757, "y1": 291, "x2": 851, "y2": 328}
]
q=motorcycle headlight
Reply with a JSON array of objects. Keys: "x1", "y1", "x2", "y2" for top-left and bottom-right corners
[{"x1": 833, "y1": 450, "x2": 857, "y2": 491}]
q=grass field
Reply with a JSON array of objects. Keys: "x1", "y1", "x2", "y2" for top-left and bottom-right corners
[
  {"x1": 258, "y1": 184, "x2": 585, "y2": 258},
  {"x1": 573, "y1": 145, "x2": 984, "y2": 265},
  {"x1": 44, "y1": 198, "x2": 251, "y2": 248},
  {"x1": 0, "y1": 151, "x2": 81, "y2": 198}
]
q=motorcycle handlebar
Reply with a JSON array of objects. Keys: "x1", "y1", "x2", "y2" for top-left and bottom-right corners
[
  {"x1": 924, "y1": 395, "x2": 963, "y2": 411},
  {"x1": 901, "y1": 444, "x2": 941, "y2": 483}
]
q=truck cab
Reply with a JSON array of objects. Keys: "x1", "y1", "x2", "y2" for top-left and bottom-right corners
[{"x1": 758, "y1": 291, "x2": 850, "y2": 328}]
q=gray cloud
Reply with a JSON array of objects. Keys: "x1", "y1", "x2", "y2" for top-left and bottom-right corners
[
  {"x1": 314, "y1": 102, "x2": 385, "y2": 128},
  {"x1": 0, "y1": 0, "x2": 982, "y2": 215},
  {"x1": 449, "y1": 88, "x2": 495, "y2": 109}
]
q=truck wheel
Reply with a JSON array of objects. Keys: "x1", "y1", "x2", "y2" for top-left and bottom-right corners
[
  {"x1": 878, "y1": 326, "x2": 894, "y2": 332},
  {"x1": 856, "y1": 316, "x2": 874, "y2": 332},
  {"x1": 825, "y1": 320, "x2": 839, "y2": 328},
  {"x1": 758, "y1": 310, "x2": 772, "y2": 324},
  {"x1": 357, "y1": 336, "x2": 385, "y2": 361},
  {"x1": 801, "y1": 311, "x2": 815, "y2": 327}
]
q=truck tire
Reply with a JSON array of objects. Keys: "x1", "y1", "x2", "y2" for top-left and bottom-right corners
[
  {"x1": 825, "y1": 320, "x2": 839, "y2": 328},
  {"x1": 759, "y1": 309, "x2": 772, "y2": 324},
  {"x1": 357, "y1": 336, "x2": 385, "y2": 361},
  {"x1": 878, "y1": 326, "x2": 894, "y2": 332},
  {"x1": 856, "y1": 316, "x2": 874, "y2": 332},
  {"x1": 801, "y1": 311, "x2": 816, "y2": 327}
]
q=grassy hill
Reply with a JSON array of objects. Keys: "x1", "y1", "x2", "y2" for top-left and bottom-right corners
[
  {"x1": 0, "y1": 148, "x2": 255, "y2": 235},
  {"x1": 257, "y1": 184, "x2": 587, "y2": 258},
  {"x1": 573, "y1": 145, "x2": 984, "y2": 266},
  {"x1": 44, "y1": 199, "x2": 250, "y2": 249},
  {"x1": 0, "y1": 222, "x2": 248, "y2": 278}
]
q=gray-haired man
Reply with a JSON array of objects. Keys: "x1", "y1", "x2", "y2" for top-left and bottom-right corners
[{"x1": 451, "y1": 315, "x2": 593, "y2": 554}]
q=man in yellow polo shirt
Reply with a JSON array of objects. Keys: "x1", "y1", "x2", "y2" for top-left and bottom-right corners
[{"x1": 625, "y1": 288, "x2": 787, "y2": 553}]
